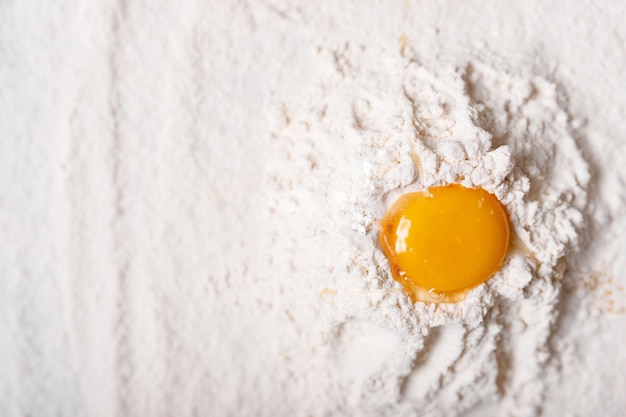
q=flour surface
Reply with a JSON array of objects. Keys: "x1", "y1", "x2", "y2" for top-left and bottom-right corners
[{"x1": 0, "y1": 1, "x2": 625, "y2": 417}]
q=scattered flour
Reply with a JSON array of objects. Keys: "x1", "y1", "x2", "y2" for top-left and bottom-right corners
[{"x1": 3, "y1": 2, "x2": 625, "y2": 417}]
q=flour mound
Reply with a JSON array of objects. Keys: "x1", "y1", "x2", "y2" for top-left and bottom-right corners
[{"x1": 267, "y1": 45, "x2": 589, "y2": 416}]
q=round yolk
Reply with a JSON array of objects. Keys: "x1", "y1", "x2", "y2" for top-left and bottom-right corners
[{"x1": 379, "y1": 184, "x2": 509, "y2": 302}]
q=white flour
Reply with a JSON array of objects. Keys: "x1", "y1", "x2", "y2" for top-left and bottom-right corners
[
  {"x1": 265, "y1": 46, "x2": 589, "y2": 416},
  {"x1": 2, "y1": 2, "x2": 625, "y2": 417}
]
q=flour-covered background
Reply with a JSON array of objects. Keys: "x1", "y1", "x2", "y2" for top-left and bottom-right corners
[{"x1": 1, "y1": 1, "x2": 625, "y2": 416}]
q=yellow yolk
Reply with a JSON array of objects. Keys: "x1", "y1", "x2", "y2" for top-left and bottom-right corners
[{"x1": 379, "y1": 184, "x2": 509, "y2": 303}]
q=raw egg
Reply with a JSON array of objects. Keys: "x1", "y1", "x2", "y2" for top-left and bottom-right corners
[{"x1": 379, "y1": 184, "x2": 509, "y2": 303}]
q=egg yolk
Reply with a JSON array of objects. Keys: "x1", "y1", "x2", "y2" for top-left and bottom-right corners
[{"x1": 379, "y1": 184, "x2": 509, "y2": 303}]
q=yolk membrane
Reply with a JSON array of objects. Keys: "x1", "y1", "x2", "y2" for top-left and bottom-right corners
[{"x1": 379, "y1": 184, "x2": 510, "y2": 303}]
